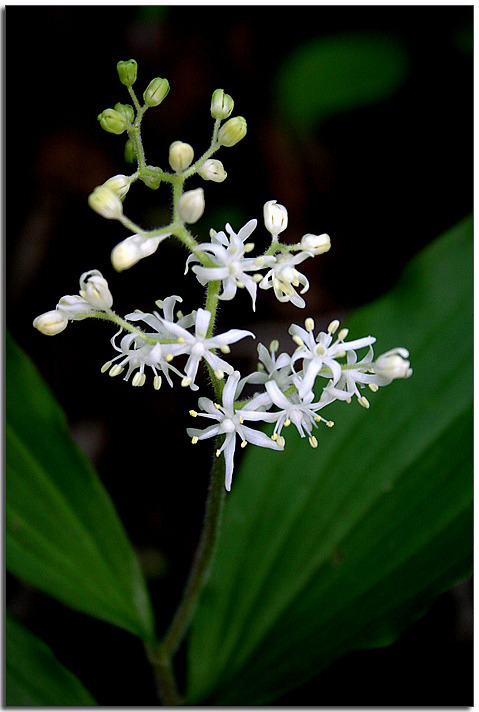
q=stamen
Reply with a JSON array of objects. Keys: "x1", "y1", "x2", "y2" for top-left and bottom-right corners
[
  {"x1": 358, "y1": 395, "x2": 370, "y2": 409},
  {"x1": 240, "y1": 440, "x2": 247, "y2": 448},
  {"x1": 368, "y1": 383, "x2": 379, "y2": 392},
  {"x1": 220, "y1": 344, "x2": 231, "y2": 354},
  {"x1": 214, "y1": 369, "x2": 224, "y2": 379},
  {"x1": 191, "y1": 436, "x2": 199, "y2": 445},
  {"x1": 305, "y1": 317, "x2": 315, "y2": 332},
  {"x1": 284, "y1": 419, "x2": 291, "y2": 427},
  {"x1": 337, "y1": 328, "x2": 349, "y2": 341},
  {"x1": 189, "y1": 409, "x2": 198, "y2": 417},
  {"x1": 328, "y1": 319, "x2": 340, "y2": 334},
  {"x1": 292, "y1": 335, "x2": 304, "y2": 348},
  {"x1": 166, "y1": 354, "x2": 174, "y2": 362},
  {"x1": 101, "y1": 361, "x2": 112, "y2": 373},
  {"x1": 309, "y1": 435, "x2": 318, "y2": 448},
  {"x1": 270, "y1": 339, "x2": 279, "y2": 353},
  {"x1": 109, "y1": 364, "x2": 124, "y2": 377},
  {"x1": 153, "y1": 375, "x2": 162, "y2": 390},
  {"x1": 271, "y1": 433, "x2": 278, "y2": 441},
  {"x1": 155, "y1": 300, "x2": 164, "y2": 309},
  {"x1": 327, "y1": 420, "x2": 335, "y2": 428},
  {"x1": 177, "y1": 337, "x2": 185, "y2": 344},
  {"x1": 277, "y1": 435, "x2": 286, "y2": 448},
  {"x1": 243, "y1": 242, "x2": 255, "y2": 253},
  {"x1": 132, "y1": 372, "x2": 146, "y2": 387},
  {"x1": 181, "y1": 376, "x2": 192, "y2": 388}
]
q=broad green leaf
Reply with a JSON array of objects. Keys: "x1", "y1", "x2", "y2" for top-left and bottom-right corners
[
  {"x1": 275, "y1": 33, "x2": 409, "y2": 127},
  {"x1": 6, "y1": 333, "x2": 155, "y2": 641},
  {"x1": 6, "y1": 612, "x2": 96, "y2": 705},
  {"x1": 187, "y1": 215, "x2": 473, "y2": 704}
]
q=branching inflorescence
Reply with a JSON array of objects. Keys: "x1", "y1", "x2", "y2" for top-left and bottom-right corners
[{"x1": 33, "y1": 59, "x2": 412, "y2": 493}]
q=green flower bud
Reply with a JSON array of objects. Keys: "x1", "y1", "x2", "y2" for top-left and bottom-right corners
[
  {"x1": 97, "y1": 108, "x2": 127, "y2": 135},
  {"x1": 141, "y1": 174, "x2": 162, "y2": 190},
  {"x1": 210, "y1": 89, "x2": 234, "y2": 119},
  {"x1": 117, "y1": 59, "x2": 138, "y2": 87},
  {"x1": 114, "y1": 102, "x2": 135, "y2": 124},
  {"x1": 143, "y1": 77, "x2": 170, "y2": 107},
  {"x1": 124, "y1": 139, "x2": 137, "y2": 164},
  {"x1": 217, "y1": 116, "x2": 247, "y2": 147}
]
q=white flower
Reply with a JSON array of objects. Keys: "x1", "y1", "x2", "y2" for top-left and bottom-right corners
[
  {"x1": 300, "y1": 233, "x2": 331, "y2": 255},
  {"x1": 289, "y1": 319, "x2": 376, "y2": 400},
  {"x1": 79, "y1": 270, "x2": 113, "y2": 311},
  {"x1": 264, "y1": 200, "x2": 288, "y2": 237},
  {"x1": 259, "y1": 251, "x2": 313, "y2": 308},
  {"x1": 259, "y1": 380, "x2": 334, "y2": 447},
  {"x1": 187, "y1": 371, "x2": 283, "y2": 491},
  {"x1": 242, "y1": 341, "x2": 295, "y2": 393},
  {"x1": 186, "y1": 219, "x2": 275, "y2": 310},
  {"x1": 321, "y1": 346, "x2": 377, "y2": 404},
  {"x1": 177, "y1": 188, "x2": 205, "y2": 224},
  {"x1": 198, "y1": 159, "x2": 227, "y2": 182},
  {"x1": 103, "y1": 330, "x2": 185, "y2": 389},
  {"x1": 56, "y1": 295, "x2": 96, "y2": 320},
  {"x1": 111, "y1": 233, "x2": 170, "y2": 272},
  {"x1": 372, "y1": 348, "x2": 413, "y2": 383},
  {"x1": 156, "y1": 307, "x2": 254, "y2": 389},
  {"x1": 33, "y1": 309, "x2": 68, "y2": 336}
]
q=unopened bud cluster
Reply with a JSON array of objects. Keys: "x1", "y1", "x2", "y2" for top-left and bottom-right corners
[{"x1": 33, "y1": 58, "x2": 412, "y2": 492}]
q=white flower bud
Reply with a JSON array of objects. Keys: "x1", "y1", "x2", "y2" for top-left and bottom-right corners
[
  {"x1": 79, "y1": 270, "x2": 113, "y2": 311},
  {"x1": 103, "y1": 174, "x2": 131, "y2": 201},
  {"x1": 300, "y1": 232, "x2": 331, "y2": 255},
  {"x1": 33, "y1": 310, "x2": 68, "y2": 336},
  {"x1": 177, "y1": 188, "x2": 205, "y2": 224},
  {"x1": 111, "y1": 233, "x2": 168, "y2": 271},
  {"x1": 210, "y1": 89, "x2": 234, "y2": 119},
  {"x1": 374, "y1": 348, "x2": 412, "y2": 380},
  {"x1": 56, "y1": 295, "x2": 94, "y2": 320},
  {"x1": 198, "y1": 159, "x2": 227, "y2": 182},
  {"x1": 169, "y1": 141, "x2": 194, "y2": 172},
  {"x1": 88, "y1": 185, "x2": 123, "y2": 220},
  {"x1": 264, "y1": 200, "x2": 288, "y2": 237}
]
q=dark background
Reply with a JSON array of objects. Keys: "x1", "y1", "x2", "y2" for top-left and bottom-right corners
[{"x1": 6, "y1": 5, "x2": 473, "y2": 705}]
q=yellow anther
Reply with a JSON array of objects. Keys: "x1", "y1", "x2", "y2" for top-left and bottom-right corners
[
  {"x1": 327, "y1": 420, "x2": 335, "y2": 428},
  {"x1": 368, "y1": 383, "x2": 379, "y2": 392},
  {"x1": 181, "y1": 376, "x2": 192, "y2": 387},
  {"x1": 277, "y1": 435, "x2": 286, "y2": 448},
  {"x1": 309, "y1": 435, "x2": 318, "y2": 448},
  {"x1": 132, "y1": 372, "x2": 144, "y2": 387},
  {"x1": 109, "y1": 364, "x2": 124, "y2": 377},
  {"x1": 177, "y1": 337, "x2": 185, "y2": 344},
  {"x1": 244, "y1": 242, "x2": 255, "y2": 253},
  {"x1": 240, "y1": 440, "x2": 247, "y2": 448},
  {"x1": 191, "y1": 436, "x2": 199, "y2": 445},
  {"x1": 271, "y1": 433, "x2": 278, "y2": 441},
  {"x1": 220, "y1": 344, "x2": 231, "y2": 354},
  {"x1": 216, "y1": 449, "x2": 221, "y2": 457},
  {"x1": 328, "y1": 319, "x2": 340, "y2": 334},
  {"x1": 214, "y1": 403, "x2": 222, "y2": 409},
  {"x1": 155, "y1": 300, "x2": 164, "y2": 309},
  {"x1": 153, "y1": 376, "x2": 162, "y2": 390},
  {"x1": 189, "y1": 409, "x2": 198, "y2": 417},
  {"x1": 292, "y1": 335, "x2": 304, "y2": 348},
  {"x1": 214, "y1": 369, "x2": 225, "y2": 379},
  {"x1": 337, "y1": 328, "x2": 349, "y2": 341},
  {"x1": 284, "y1": 419, "x2": 291, "y2": 427},
  {"x1": 166, "y1": 354, "x2": 174, "y2": 362},
  {"x1": 101, "y1": 361, "x2": 112, "y2": 373},
  {"x1": 305, "y1": 317, "x2": 315, "y2": 332},
  {"x1": 239, "y1": 415, "x2": 244, "y2": 424},
  {"x1": 270, "y1": 339, "x2": 279, "y2": 353},
  {"x1": 358, "y1": 395, "x2": 370, "y2": 409}
]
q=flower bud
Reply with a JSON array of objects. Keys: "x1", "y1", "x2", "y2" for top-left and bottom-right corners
[
  {"x1": 114, "y1": 102, "x2": 135, "y2": 123},
  {"x1": 300, "y1": 233, "x2": 331, "y2": 255},
  {"x1": 198, "y1": 159, "x2": 227, "y2": 182},
  {"x1": 88, "y1": 185, "x2": 123, "y2": 220},
  {"x1": 210, "y1": 89, "x2": 234, "y2": 119},
  {"x1": 374, "y1": 348, "x2": 412, "y2": 381},
  {"x1": 79, "y1": 270, "x2": 113, "y2": 311},
  {"x1": 56, "y1": 295, "x2": 94, "y2": 320},
  {"x1": 117, "y1": 59, "x2": 138, "y2": 87},
  {"x1": 97, "y1": 108, "x2": 127, "y2": 135},
  {"x1": 124, "y1": 139, "x2": 137, "y2": 164},
  {"x1": 33, "y1": 310, "x2": 68, "y2": 336},
  {"x1": 217, "y1": 116, "x2": 247, "y2": 147},
  {"x1": 177, "y1": 188, "x2": 205, "y2": 224},
  {"x1": 143, "y1": 77, "x2": 170, "y2": 107},
  {"x1": 264, "y1": 200, "x2": 288, "y2": 237},
  {"x1": 141, "y1": 174, "x2": 162, "y2": 190},
  {"x1": 111, "y1": 233, "x2": 168, "y2": 271},
  {"x1": 103, "y1": 174, "x2": 131, "y2": 200},
  {"x1": 169, "y1": 141, "x2": 194, "y2": 172}
]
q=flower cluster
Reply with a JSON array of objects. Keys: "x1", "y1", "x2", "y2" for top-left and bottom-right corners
[{"x1": 32, "y1": 59, "x2": 412, "y2": 492}]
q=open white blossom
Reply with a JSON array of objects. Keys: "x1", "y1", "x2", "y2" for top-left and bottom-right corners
[
  {"x1": 259, "y1": 251, "x2": 313, "y2": 308},
  {"x1": 187, "y1": 371, "x2": 283, "y2": 490},
  {"x1": 185, "y1": 219, "x2": 275, "y2": 310}
]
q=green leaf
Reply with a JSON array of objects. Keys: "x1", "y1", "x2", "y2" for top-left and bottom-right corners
[
  {"x1": 6, "y1": 333, "x2": 156, "y2": 641},
  {"x1": 275, "y1": 33, "x2": 410, "y2": 127},
  {"x1": 6, "y1": 612, "x2": 96, "y2": 705},
  {"x1": 187, "y1": 215, "x2": 473, "y2": 704}
]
